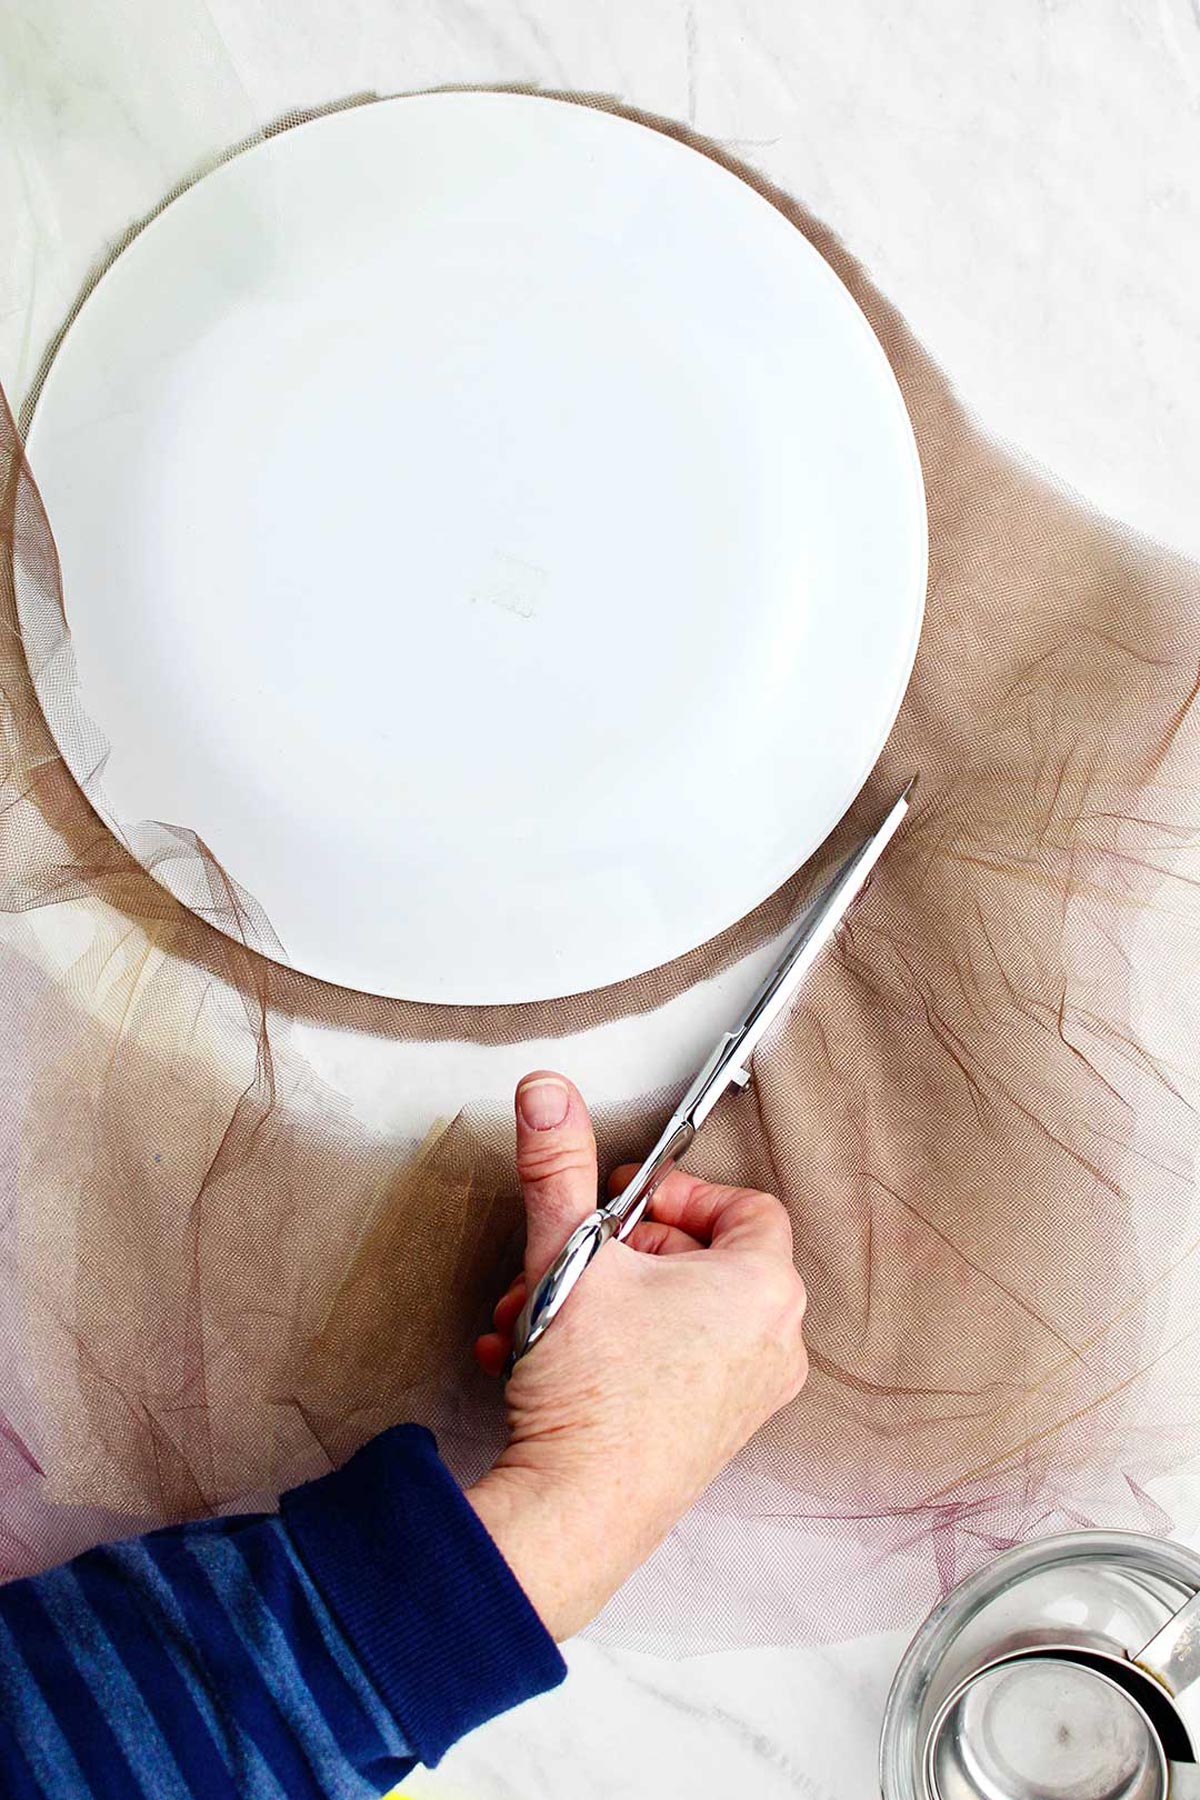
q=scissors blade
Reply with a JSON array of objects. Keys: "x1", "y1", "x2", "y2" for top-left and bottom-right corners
[{"x1": 723, "y1": 779, "x2": 916, "y2": 1078}]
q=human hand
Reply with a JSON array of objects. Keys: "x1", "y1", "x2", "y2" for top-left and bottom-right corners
[{"x1": 466, "y1": 1071, "x2": 808, "y2": 1640}]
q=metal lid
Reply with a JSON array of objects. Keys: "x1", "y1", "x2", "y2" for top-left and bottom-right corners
[
  {"x1": 881, "y1": 1533, "x2": 1200, "y2": 1800},
  {"x1": 926, "y1": 1658, "x2": 1165, "y2": 1800}
]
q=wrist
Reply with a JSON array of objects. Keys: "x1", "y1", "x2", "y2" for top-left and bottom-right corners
[{"x1": 465, "y1": 1456, "x2": 648, "y2": 1642}]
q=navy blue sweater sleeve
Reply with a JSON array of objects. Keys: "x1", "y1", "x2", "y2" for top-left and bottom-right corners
[{"x1": 0, "y1": 1424, "x2": 566, "y2": 1798}]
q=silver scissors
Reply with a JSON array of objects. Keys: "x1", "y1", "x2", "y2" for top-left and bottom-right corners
[{"x1": 508, "y1": 777, "x2": 917, "y2": 1372}]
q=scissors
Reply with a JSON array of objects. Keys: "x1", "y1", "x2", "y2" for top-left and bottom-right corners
[{"x1": 508, "y1": 777, "x2": 917, "y2": 1373}]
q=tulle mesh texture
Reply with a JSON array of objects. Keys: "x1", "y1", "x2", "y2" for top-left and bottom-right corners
[{"x1": 2, "y1": 96, "x2": 1200, "y2": 1651}]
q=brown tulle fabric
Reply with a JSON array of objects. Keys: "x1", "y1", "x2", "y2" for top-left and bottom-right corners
[{"x1": 2, "y1": 94, "x2": 1200, "y2": 1651}]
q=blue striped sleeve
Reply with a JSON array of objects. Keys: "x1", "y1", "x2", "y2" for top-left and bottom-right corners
[{"x1": 0, "y1": 1424, "x2": 567, "y2": 1797}]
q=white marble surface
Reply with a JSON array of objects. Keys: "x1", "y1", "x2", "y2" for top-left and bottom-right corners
[
  {"x1": 410, "y1": 1631, "x2": 907, "y2": 1800},
  {"x1": 3, "y1": 4, "x2": 1200, "y2": 1796}
]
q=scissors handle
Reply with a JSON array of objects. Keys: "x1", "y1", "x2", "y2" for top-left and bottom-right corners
[
  {"x1": 506, "y1": 1210, "x2": 615, "y2": 1374},
  {"x1": 507, "y1": 1114, "x2": 695, "y2": 1370}
]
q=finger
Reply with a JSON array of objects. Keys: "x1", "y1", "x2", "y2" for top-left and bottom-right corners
[
  {"x1": 611, "y1": 1163, "x2": 708, "y2": 1206},
  {"x1": 474, "y1": 1332, "x2": 509, "y2": 1378},
  {"x1": 647, "y1": 1169, "x2": 794, "y2": 1257},
  {"x1": 607, "y1": 1164, "x2": 703, "y2": 1248},
  {"x1": 608, "y1": 1164, "x2": 731, "y2": 1241},
  {"x1": 514, "y1": 1071, "x2": 599, "y2": 1285},
  {"x1": 610, "y1": 1163, "x2": 784, "y2": 1254},
  {"x1": 625, "y1": 1217, "x2": 704, "y2": 1256},
  {"x1": 492, "y1": 1277, "x2": 527, "y2": 1333},
  {"x1": 608, "y1": 1165, "x2": 703, "y2": 1251}
]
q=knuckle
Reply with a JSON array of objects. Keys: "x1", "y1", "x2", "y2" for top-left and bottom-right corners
[
  {"x1": 753, "y1": 1257, "x2": 802, "y2": 1316},
  {"x1": 515, "y1": 1138, "x2": 595, "y2": 1186},
  {"x1": 759, "y1": 1188, "x2": 794, "y2": 1240},
  {"x1": 730, "y1": 1185, "x2": 793, "y2": 1244},
  {"x1": 735, "y1": 1184, "x2": 775, "y2": 1213},
  {"x1": 629, "y1": 1219, "x2": 667, "y2": 1254},
  {"x1": 785, "y1": 1342, "x2": 810, "y2": 1402},
  {"x1": 768, "y1": 1314, "x2": 808, "y2": 1405}
]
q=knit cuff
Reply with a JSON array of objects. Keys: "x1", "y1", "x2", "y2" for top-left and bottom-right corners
[{"x1": 280, "y1": 1424, "x2": 566, "y2": 1765}]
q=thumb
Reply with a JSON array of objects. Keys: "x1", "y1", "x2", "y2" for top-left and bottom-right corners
[{"x1": 514, "y1": 1071, "x2": 599, "y2": 1286}]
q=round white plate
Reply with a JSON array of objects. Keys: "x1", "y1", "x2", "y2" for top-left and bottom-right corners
[{"x1": 23, "y1": 93, "x2": 925, "y2": 1004}]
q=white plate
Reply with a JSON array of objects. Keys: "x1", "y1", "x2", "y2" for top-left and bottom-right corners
[{"x1": 23, "y1": 93, "x2": 925, "y2": 1004}]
